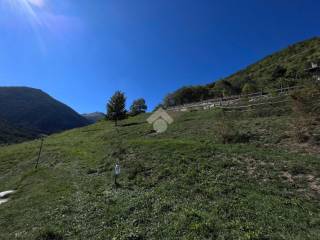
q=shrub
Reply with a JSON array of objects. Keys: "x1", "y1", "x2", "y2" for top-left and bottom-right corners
[
  {"x1": 242, "y1": 83, "x2": 257, "y2": 95},
  {"x1": 36, "y1": 230, "x2": 64, "y2": 240},
  {"x1": 213, "y1": 109, "x2": 251, "y2": 144},
  {"x1": 272, "y1": 65, "x2": 287, "y2": 79},
  {"x1": 290, "y1": 82, "x2": 320, "y2": 115},
  {"x1": 290, "y1": 83, "x2": 320, "y2": 143}
]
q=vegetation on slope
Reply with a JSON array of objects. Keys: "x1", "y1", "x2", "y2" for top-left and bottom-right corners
[
  {"x1": 82, "y1": 112, "x2": 106, "y2": 124},
  {"x1": 163, "y1": 37, "x2": 320, "y2": 107},
  {"x1": 0, "y1": 118, "x2": 38, "y2": 145},
  {"x1": 0, "y1": 87, "x2": 90, "y2": 137},
  {"x1": 0, "y1": 96, "x2": 319, "y2": 239}
]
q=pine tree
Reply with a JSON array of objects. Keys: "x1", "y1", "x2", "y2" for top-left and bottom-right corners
[{"x1": 106, "y1": 91, "x2": 127, "y2": 126}]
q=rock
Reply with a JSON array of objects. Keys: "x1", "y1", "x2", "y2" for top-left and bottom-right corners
[{"x1": 0, "y1": 190, "x2": 16, "y2": 205}]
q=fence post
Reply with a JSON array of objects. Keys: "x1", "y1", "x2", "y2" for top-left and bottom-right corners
[{"x1": 35, "y1": 136, "x2": 45, "y2": 169}]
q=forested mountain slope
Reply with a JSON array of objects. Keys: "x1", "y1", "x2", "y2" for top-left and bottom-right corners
[
  {"x1": 0, "y1": 87, "x2": 90, "y2": 143},
  {"x1": 163, "y1": 37, "x2": 320, "y2": 107}
]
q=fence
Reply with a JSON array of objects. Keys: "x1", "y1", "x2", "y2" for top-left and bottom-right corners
[{"x1": 166, "y1": 85, "x2": 302, "y2": 112}]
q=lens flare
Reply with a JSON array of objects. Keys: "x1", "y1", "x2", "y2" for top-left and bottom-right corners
[
  {"x1": 27, "y1": 0, "x2": 44, "y2": 7},
  {"x1": 2, "y1": 0, "x2": 81, "y2": 52},
  {"x1": 4, "y1": 0, "x2": 45, "y2": 25}
]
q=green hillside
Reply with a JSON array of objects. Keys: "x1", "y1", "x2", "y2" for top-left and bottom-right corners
[
  {"x1": 163, "y1": 37, "x2": 320, "y2": 107},
  {"x1": 0, "y1": 87, "x2": 90, "y2": 138},
  {"x1": 0, "y1": 118, "x2": 38, "y2": 145},
  {"x1": 0, "y1": 102, "x2": 319, "y2": 239},
  {"x1": 224, "y1": 37, "x2": 320, "y2": 90}
]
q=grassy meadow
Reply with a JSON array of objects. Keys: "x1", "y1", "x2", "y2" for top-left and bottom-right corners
[{"x1": 0, "y1": 107, "x2": 320, "y2": 239}]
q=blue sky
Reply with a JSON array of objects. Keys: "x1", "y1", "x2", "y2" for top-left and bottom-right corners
[{"x1": 0, "y1": 0, "x2": 319, "y2": 113}]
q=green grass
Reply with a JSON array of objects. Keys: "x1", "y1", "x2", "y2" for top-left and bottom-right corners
[
  {"x1": 0, "y1": 110, "x2": 319, "y2": 239},
  {"x1": 223, "y1": 37, "x2": 320, "y2": 89}
]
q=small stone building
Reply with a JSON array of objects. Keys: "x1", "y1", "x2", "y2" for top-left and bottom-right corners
[{"x1": 305, "y1": 62, "x2": 320, "y2": 81}]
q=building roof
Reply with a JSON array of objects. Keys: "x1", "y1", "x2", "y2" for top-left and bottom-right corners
[{"x1": 305, "y1": 62, "x2": 320, "y2": 73}]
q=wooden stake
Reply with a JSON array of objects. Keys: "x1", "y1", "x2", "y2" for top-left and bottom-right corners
[{"x1": 35, "y1": 137, "x2": 44, "y2": 169}]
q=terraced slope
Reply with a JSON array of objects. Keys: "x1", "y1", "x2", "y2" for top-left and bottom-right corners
[
  {"x1": 163, "y1": 37, "x2": 320, "y2": 107},
  {"x1": 224, "y1": 37, "x2": 320, "y2": 89}
]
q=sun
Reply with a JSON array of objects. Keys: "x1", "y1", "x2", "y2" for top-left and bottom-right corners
[
  {"x1": 27, "y1": 0, "x2": 44, "y2": 8},
  {"x1": 4, "y1": 0, "x2": 45, "y2": 25}
]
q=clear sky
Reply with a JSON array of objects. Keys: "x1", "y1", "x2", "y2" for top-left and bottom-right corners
[{"x1": 0, "y1": 0, "x2": 319, "y2": 113}]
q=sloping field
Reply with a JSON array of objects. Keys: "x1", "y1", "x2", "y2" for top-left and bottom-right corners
[{"x1": 0, "y1": 109, "x2": 319, "y2": 239}]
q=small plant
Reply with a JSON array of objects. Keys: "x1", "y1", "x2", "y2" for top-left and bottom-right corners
[
  {"x1": 290, "y1": 83, "x2": 320, "y2": 143},
  {"x1": 292, "y1": 118, "x2": 310, "y2": 143},
  {"x1": 213, "y1": 109, "x2": 252, "y2": 144},
  {"x1": 213, "y1": 109, "x2": 240, "y2": 144},
  {"x1": 215, "y1": 119, "x2": 237, "y2": 144}
]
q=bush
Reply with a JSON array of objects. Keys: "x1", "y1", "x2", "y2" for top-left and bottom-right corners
[
  {"x1": 213, "y1": 109, "x2": 251, "y2": 144},
  {"x1": 36, "y1": 230, "x2": 64, "y2": 240},
  {"x1": 272, "y1": 65, "x2": 287, "y2": 79},
  {"x1": 290, "y1": 83, "x2": 320, "y2": 115},
  {"x1": 293, "y1": 124, "x2": 310, "y2": 143},
  {"x1": 242, "y1": 83, "x2": 257, "y2": 95},
  {"x1": 290, "y1": 83, "x2": 320, "y2": 143}
]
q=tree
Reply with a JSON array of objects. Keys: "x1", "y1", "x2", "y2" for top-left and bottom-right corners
[
  {"x1": 130, "y1": 98, "x2": 147, "y2": 116},
  {"x1": 106, "y1": 91, "x2": 127, "y2": 126},
  {"x1": 242, "y1": 83, "x2": 257, "y2": 95},
  {"x1": 213, "y1": 80, "x2": 235, "y2": 97},
  {"x1": 163, "y1": 85, "x2": 213, "y2": 107},
  {"x1": 272, "y1": 65, "x2": 287, "y2": 79}
]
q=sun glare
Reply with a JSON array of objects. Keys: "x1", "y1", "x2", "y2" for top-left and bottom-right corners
[
  {"x1": 5, "y1": 0, "x2": 45, "y2": 25},
  {"x1": 27, "y1": 0, "x2": 44, "y2": 7}
]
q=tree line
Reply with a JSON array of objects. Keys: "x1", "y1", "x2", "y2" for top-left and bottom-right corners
[
  {"x1": 162, "y1": 61, "x2": 319, "y2": 108},
  {"x1": 106, "y1": 91, "x2": 147, "y2": 126}
]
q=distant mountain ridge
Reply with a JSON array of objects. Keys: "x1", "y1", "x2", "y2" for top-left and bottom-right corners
[
  {"x1": 82, "y1": 112, "x2": 105, "y2": 123},
  {"x1": 0, "y1": 87, "x2": 90, "y2": 143}
]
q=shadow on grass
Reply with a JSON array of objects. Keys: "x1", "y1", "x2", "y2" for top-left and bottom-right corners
[{"x1": 120, "y1": 122, "x2": 145, "y2": 127}]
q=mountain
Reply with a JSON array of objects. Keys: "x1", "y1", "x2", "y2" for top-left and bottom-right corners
[
  {"x1": 1, "y1": 38, "x2": 319, "y2": 239},
  {"x1": 223, "y1": 37, "x2": 320, "y2": 90},
  {"x1": 82, "y1": 112, "x2": 105, "y2": 123},
  {"x1": 163, "y1": 37, "x2": 320, "y2": 107},
  {"x1": 0, "y1": 118, "x2": 38, "y2": 145},
  {"x1": 0, "y1": 87, "x2": 90, "y2": 138}
]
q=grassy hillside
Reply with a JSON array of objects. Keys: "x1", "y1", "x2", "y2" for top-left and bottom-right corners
[
  {"x1": 224, "y1": 37, "x2": 320, "y2": 90},
  {"x1": 0, "y1": 104, "x2": 319, "y2": 239},
  {"x1": 0, "y1": 87, "x2": 90, "y2": 137},
  {"x1": 163, "y1": 37, "x2": 320, "y2": 107}
]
